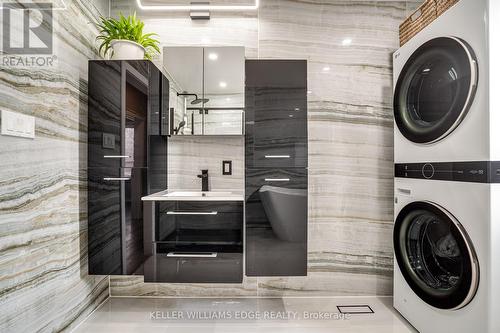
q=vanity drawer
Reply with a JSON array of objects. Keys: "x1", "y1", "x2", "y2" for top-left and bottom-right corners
[
  {"x1": 156, "y1": 201, "x2": 243, "y2": 247},
  {"x1": 143, "y1": 252, "x2": 243, "y2": 283}
]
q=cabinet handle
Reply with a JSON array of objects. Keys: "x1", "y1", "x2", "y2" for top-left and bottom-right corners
[
  {"x1": 265, "y1": 155, "x2": 290, "y2": 159},
  {"x1": 166, "y1": 211, "x2": 218, "y2": 215},
  {"x1": 167, "y1": 252, "x2": 218, "y2": 258},
  {"x1": 264, "y1": 178, "x2": 290, "y2": 182},
  {"x1": 103, "y1": 155, "x2": 130, "y2": 158},
  {"x1": 103, "y1": 177, "x2": 130, "y2": 181}
]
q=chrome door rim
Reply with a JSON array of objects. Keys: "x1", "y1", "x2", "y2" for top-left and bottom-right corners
[
  {"x1": 394, "y1": 201, "x2": 479, "y2": 310},
  {"x1": 434, "y1": 37, "x2": 478, "y2": 144},
  {"x1": 394, "y1": 36, "x2": 478, "y2": 144}
]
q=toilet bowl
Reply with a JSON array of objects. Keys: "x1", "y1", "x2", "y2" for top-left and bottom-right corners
[{"x1": 259, "y1": 185, "x2": 307, "y2": 242}]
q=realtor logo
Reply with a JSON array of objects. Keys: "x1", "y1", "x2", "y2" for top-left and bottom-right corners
[{"x1": 2, "y1": 3, "x2": 53, "y2": 55}]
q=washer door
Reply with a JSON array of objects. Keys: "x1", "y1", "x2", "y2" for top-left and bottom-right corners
[
  {"x1": 394, "y1": 201, "x2": 479, "y2": 310},
  {"x1": 394, "y1": 37, "x2": 478, "y2": 144}
]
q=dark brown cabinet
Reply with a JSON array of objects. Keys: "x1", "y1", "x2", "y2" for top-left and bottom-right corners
[
  {"x1": 88, "y1": 60, "x2": 168, "y2": 275},
  {"x1": 245, "y1": 60, "x2": 308, "y2": 276}
]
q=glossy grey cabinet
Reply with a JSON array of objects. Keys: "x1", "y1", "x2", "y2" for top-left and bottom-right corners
[
  {"x1": 245, "y1": 60, "x2": 307, "y2": 169},
  {"x1": 143, "y1": 201, "x2": 243, "y2": 283},
  {"x1": 245, "y1": 60, "x2": 308, "y2": 276},
  {"x1": 88, "y1": 60, "x2": 168, "y2": 275}
]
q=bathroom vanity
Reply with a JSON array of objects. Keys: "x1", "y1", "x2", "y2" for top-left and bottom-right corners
[
  {"x1": 87, "y1": 55, "x2": 308, "y2": 281},
  {"x1": 142, "y1": 191, "x2": 244, "y2": 283}
]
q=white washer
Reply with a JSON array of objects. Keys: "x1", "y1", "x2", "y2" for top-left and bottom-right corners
[
  {"x1": 393, "y1": 0, "x2": 500, "y2": 163},
  {"x1": 393, "y1": 176, "x2": 500, "y2": 333}
]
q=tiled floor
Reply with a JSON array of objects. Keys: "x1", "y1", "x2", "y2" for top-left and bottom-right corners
[{"x1": 73, "y1": 297, "x2": 416, "y2": 333}]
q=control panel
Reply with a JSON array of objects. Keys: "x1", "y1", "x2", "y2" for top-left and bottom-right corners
[{"x1": 395, "y1": 161, "x2": 500, "y2": 184}]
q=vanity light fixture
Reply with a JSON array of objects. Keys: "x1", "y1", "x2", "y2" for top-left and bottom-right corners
[{"x1": 136, "y1": 0, "x2": 259, "y2": 11}]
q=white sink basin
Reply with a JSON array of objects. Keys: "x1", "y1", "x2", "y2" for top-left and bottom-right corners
[
  {"x1": 164, "y1": 191, "x2": 233, "y2": 197},
  {"x1": 142, "y1": 190, "x2": 244, "y2": 202}
]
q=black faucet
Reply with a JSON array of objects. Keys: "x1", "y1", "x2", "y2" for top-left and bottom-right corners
[{"x1": 197, "y1": 169, "x2": 209, "y2": 192}]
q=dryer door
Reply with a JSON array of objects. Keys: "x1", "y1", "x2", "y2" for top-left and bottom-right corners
[
  {"x1": 394, "y1": 37, "x2": 477, "y2": 144},
  {"x1": 394, "y1": 201, "x2": 479, "y2": 310}
]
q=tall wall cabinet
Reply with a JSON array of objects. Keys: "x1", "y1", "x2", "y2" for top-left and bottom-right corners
[
  {"x1": 245, "y1": 60, "x2": 308, "y2": 276},
  {"x1": 87, "y1": 60, "x2": 169, "y2": 275}
]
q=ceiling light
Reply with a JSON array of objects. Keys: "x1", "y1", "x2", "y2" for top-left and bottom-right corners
[
  {"x1": 136, "y1": 0, "x2": 259, "y2": 11},
  {"x1": 322, "y1": 66, "x2": 330, "y2": 72},
  {"x1": 226, "y1": 97, "x2": 231, "y2": 101},
  {"x1": 219, "y1": 81, "x2": 227, "y2": 88},
  {"x1": 307, "y1": 90, "x2": 312, "y2": 94},
  {"x1": 342, "y1": 38, "x2": 352, "y2": 46},
  {"x1": 190, "y1": 9, "x2": 210, "y2": 20},
  {"x1": 208, "y1": 53, "x2": 218, "y2": 61}
]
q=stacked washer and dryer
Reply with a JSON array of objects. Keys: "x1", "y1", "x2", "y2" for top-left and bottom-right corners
[{"x1": 392, "y1": 0, "x2": 500, "y2": 332}]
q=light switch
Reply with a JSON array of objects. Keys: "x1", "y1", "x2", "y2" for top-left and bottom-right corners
[
  {"x1": 222, "y1": 160, "x2": 232, "y2": 175},
  {"x1": 1, "y1": 110, "x2": 35, "y2": 139},
  {"x1": 102, "y1": 133, "x2": 116, "y2": 149}
]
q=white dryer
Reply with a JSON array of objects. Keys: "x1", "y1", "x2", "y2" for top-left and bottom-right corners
[
  {"x1": 393, "y1": 162, "x2": 500, "y2": 333},
  {"x1": 393, "y1": 0, "x2": 500, "y2": 163}
]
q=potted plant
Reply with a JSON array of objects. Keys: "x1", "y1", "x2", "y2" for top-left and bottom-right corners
[{"x1": 96, "y1": 12, "x2": 160, "y2": 60}]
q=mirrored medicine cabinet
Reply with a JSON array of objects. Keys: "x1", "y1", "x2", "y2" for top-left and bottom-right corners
[{"x1": 163, "y1": 46, "x2": 245, "y2": 136}]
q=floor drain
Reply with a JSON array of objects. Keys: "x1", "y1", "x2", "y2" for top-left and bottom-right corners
[{"x1": 336, "y1": 305, "x2": 374, "y2": 314}]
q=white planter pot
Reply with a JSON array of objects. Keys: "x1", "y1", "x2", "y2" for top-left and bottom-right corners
[{"x1": 110, "y1": 40, "x2": 145, "y2": 60}]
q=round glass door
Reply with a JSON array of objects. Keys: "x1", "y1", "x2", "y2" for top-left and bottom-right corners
[
  {"x1": 394, "y1": 201, "x2": 479, "y2": 309},
  {"x1": 394, "y1": 37, "x2": 478, "y2": 144}
]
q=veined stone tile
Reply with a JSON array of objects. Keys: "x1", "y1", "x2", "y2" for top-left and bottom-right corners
[
  {"x1": 0, "y1": 0, "x2": 110, "y2": 332},
  {"x1": 307, "y1": 222, "x2": 393, "y2": 276},
  {"x1": 257, "y1": 1, "x2": 406, "y2": 60},
  {"x1": 168, "y1": 136, "x2": 244, "y2": 191},
  {"x1": 110, "y1": 276, "x2": 258, "y2": 297},
  {"x1": 257, "y1": 271, "x2": 392, "y2": 297},
  {"x1": 308, "y1": 119, "x2": 394, "y2": 224}
]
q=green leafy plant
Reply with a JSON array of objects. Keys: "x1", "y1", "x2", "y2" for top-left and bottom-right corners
[{"x1": 96, "y1": 12, "x2": 160, "y2": 60}]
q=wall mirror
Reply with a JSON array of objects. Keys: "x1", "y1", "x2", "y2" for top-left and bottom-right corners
[{"x1": 163, "y1": 46, "x2": 244, "y2": 136}]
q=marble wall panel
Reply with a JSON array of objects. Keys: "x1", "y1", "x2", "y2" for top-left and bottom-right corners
[
  {"x1": 0, "y1": 0, "x2": 110, "y2": 332},
  {"x1": 167, "y1": 136, "x2": 244, "y2": 191},
  {"x1": 110, "y1": 276, "x2": 258, "y2": 297}
]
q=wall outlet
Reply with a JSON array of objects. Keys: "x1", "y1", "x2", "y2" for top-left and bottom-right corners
[
  {"x1": 1, "y1": 110, "x2": 35, "y2": 139},
  {"x1": 222, "y1": 160, "x2": 232, "y2": 175}
]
